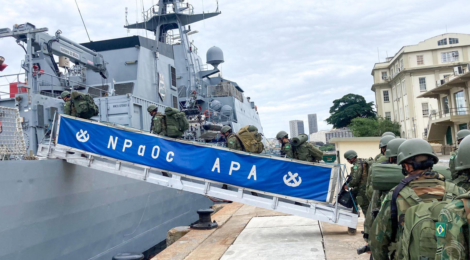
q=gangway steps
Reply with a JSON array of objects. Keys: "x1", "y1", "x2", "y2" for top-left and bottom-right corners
[{"x1": 37, "y1": 144, "x2": 358, "y2": 228}]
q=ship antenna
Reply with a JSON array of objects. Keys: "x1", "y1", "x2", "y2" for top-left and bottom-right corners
[
  {"x1": 216, "y1": 0, "x2": 219, "y2": 12},
  {"x1": 141, "y1": 0, "x2": 148, "y2": 38},
  {"x1": 125, "y1": 7, "x2": 130, "y2": 36},
  {"x1": 74, "y1": 0, "x2": 92, "y2": 41}
]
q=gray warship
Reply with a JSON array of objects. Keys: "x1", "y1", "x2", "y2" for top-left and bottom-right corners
[{"x1": 0, "y1": 0, "x2": 263, "y2": 259}]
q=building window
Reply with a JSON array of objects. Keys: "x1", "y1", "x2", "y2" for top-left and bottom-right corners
[
  {"x1": 385, "y1": 112, "x2": 391, "y2": 120},
  {"x1": 400, "y1": 59, "x2": 404, "y2": 70},
  {"x1": 454, "y1": 91, "x2": 466, "y2": 115},
  {"x1": 438, "y1": 39, "x2": 447, "y2": 46},
  {"x1": 442, "y1": 96, "x2": 450, "y2": 114},
  {"x1": 381, "y1": 71, "x2": 388, "y2": 80},
  {"x1": 173, "y1": 95, "x2": 178, "y2": 109},
  {"x1": 383, "y1": 90, "x2": 390, "y2": 102},
  {"x1": 449, "y1": 38, "x2": 459, "y2": 44},
  {"x1": 417, "y1": 55, "x2": 424, "y2": 65},
  {"x1": 170, "y1": 66, "x2": 177, "y2": 87},
  {"x1": 419, "y1": 77, "x2": 427, "y2": 91},
  {"x1": 441, "y1": 51, "x2": 459, "y2": 63},
  {"x1": 422, "y1": 103, "x2": 429, "y2": 116}
]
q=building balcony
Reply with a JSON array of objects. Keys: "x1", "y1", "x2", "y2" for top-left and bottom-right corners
[{"x1": 426, "y1": 107, "x2": 470, "y2": 141}]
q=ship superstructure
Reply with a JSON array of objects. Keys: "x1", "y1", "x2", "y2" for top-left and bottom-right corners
[{"x1": 0, "y1": 0, "x2": 264, "y2": 259}]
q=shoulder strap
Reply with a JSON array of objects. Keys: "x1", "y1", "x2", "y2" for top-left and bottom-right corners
[
  {"x1": 233, "y1": 134, "x2": 246, "y2": 151},
  {"x1": 444, "y1": 181, "x2": 458, "y2": 202},
  {"x1": 150, "y1": 115, "x2": 156, "y2": 132},
  {"x1": 461, "y1": 199, "x2": 470, "y2": 226},
  {"x1": 390, "y1": 174, "x2": 421, "y2": 242}
]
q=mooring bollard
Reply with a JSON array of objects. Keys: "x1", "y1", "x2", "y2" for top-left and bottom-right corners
[{"x1": 190, "y1": 209, "x2": 218, "y2": 230}]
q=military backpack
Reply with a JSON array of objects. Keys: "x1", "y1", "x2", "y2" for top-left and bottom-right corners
[
  {"x1": 164, "y1": 107, "x2": 189, "y2": 138},
  {"x1": 236, "y1": 125, "x2": 264, "y2": 153},
  {"x1": 390, "y1": 175, "x2": 461, "y2": 260},
  {"x1": 71, "y1": 92, "x2": 99, "y2": 119},
  {"x1": 291, "y1": 134, "x2": 323, "y2": 162}
]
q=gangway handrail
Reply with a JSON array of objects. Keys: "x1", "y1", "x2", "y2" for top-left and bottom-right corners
[{"x1": 37, "y1": 115, "x2": 358, "y2": 228}]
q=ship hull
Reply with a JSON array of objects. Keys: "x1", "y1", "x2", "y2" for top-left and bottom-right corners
[{"x1": 0, "y1": 159, "x2": 212, "y2": 260}]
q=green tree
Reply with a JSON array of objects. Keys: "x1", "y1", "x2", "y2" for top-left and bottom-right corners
[
  {"x1": 326, "y1": 94, "x2": 376, "y2": 128},
  {"x1": 349, "y1": 116, "x2": 401, "y2": 137},
  {"x1": 320, "y1": 144, "x2": 335, "y2": 152}
]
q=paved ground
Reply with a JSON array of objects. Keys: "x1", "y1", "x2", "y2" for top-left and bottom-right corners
[
  {"x1": 221, "y1": 216, "x2": 324, "y2": 260},
  {"x1": 155, "y1": 203, "x2": 369, "y2": 260}
]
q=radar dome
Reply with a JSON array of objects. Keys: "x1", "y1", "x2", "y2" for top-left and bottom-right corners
[
  {"x1": 207, "y1": 46, "x2": 224, "y2": 69},
  {"x1": 221, "y1": 105, "x2": 232, "y2": 117},
  {"x1": 210, "y1": 100, "x2": 222, "y2": 111}
]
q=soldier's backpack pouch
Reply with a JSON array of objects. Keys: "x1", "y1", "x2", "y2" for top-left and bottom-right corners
[
  {"x1": 71, "y1": 92, "x2": 99, "y2": 119},
  {"x1": 371, "y1": 164, "x2": 403, "y2": 191},
  {"x1": 165, "y1": 107, "x2": 188, "y2": 137},
  {"x1": 237, "y1": 125, "x2": 264, "y2": 153}
]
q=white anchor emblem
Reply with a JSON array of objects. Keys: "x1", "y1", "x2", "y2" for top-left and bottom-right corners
[
  {"x1": 283, "y1": 172, "x2": 302, "y2": 187},
  {"x1": 76, "y1": 129, "x2": 90, "y2": 143}
]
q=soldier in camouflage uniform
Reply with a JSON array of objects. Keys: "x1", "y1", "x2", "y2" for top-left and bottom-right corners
[
  {"x1": 363, "y1": 138, "x2": 405, "y2": 245},
  {"x1": 276, "y1": 131, "x2": 293, "y2": 159},
  {"x1": 61, "y1": 91, "x2": 77, "y2": 117},
  {"x1": 366, "y1": 135, "x2": 396, "y2": 201},
  {"x1": 436, "y1": 136, "x2": 470, "y2": 259},
  {"x1": 451, "y1": 135, "x2": 470, "y2": 191},
  {"x1": 450, "y1": 129, "x2": 470, "y2": 180},
  {"x1": 147, "y1": 105, "x2": 166, "y2": 136},
  {"x1": 343, "y1": 150, "x2": 369, "y2": 215},
  {"x1": 370, "y1": 139, "x2": 465, "y2": 260},
  {"x1": 221, "y1": 126, "x2": 243, "y2": 151},
  {"x1": 374, "y1": 135, "x2": 395, "y2": 163}
]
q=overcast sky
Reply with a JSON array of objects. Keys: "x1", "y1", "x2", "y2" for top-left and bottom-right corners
[{"x1": 1, "y1": 0, "x2": 470, "y2": 138}]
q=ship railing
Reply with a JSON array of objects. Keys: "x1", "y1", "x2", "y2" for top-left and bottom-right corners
[
  {"x1": 0, "y1": 73, "x2": 26, "y2": 99},
  {"x1": 144, "y1": 2, "x2": 194, "y2": 22}
]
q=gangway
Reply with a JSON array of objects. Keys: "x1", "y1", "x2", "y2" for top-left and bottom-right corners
[{"x1": 37, "y1": 115, "x2": 358, "y2": 228}]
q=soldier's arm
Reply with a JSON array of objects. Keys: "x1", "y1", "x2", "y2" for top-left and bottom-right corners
[
  {"x1": 64, "y1": 102, "x2": 70, "y2": 115},
  {"x1": 436, "y1": 205, "x2": 468, "y2": 260},
  {"x1": 370, "y1": 193, "x2": 393, "y2": 260},
  {"x1": 348, "y1": 164, "x2": 362, "y2": 188},
  {"x1": 154, "y1": 118, "x2": 162, "y2": 135}
]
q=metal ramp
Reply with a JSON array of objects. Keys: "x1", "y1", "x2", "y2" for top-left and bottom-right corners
[{"x1": 36, "y1": 116, "x2": 358, "y2": 228}]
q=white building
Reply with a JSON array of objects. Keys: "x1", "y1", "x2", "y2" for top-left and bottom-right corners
[
  {"x1": 289, "y1": 120, "x2": 305, "y2": 138},
  {"x1": 310, "y1": 130, "x2": 328, "y2": 144},
  {"x1": 371, "y1": 33, "x2": 470, "y2": 139}
]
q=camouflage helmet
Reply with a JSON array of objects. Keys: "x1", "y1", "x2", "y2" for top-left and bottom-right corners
[
  {"x1": 382, "y1": 132, "x2": 396, "y2": 137},
  {"x1": 385, "y1": 138, "x2": 406, "y2": 158},
  {"x1": 220, "y1": 125, "x2": 232, "y2": 134},
  {"x1": 147, "y1": 105, "x2": 158, "y2": 113},
  {"x1": 344, "y1": 150, "x2": 357, "y2": 160},
  {"x1": 455, "y1": 136, "x2": 470, "y2": 171},
  {"x1": 276, "y1": 131, "x2": 288, "y2": 140},
  {"x1": 379, "y1": 135, "x2": 395, "y2": 148},
  {"x1": 397, "y1": 138, "x2": 438, "y2": 165},
  {"x1": 60, "y1": 91, "x2": 70, "y2": 99},
  {"x1": 457, "y1": 129, "x2": 470, "y2": 141}
]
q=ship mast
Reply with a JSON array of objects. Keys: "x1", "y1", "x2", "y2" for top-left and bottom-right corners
[{"x1": 125, "y1": 0, "x2": 220, "y2": 93}]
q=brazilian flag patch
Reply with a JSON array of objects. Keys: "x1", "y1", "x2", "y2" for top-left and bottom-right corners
[
  {"x1": 353, "y1": 166, "x2": 358, "y2": 170},
  {"x1": 436, "y1": 222, "x2": 446, "y2": 237}
]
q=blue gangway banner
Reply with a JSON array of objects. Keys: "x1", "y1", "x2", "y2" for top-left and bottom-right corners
[{"x1": 57, "y1": 116, "x2": 334, "y2": 201}]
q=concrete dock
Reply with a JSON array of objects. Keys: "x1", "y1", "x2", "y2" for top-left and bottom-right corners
[{"x1": 153, "y1": 203, "x2": 368, "y2": 260}]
